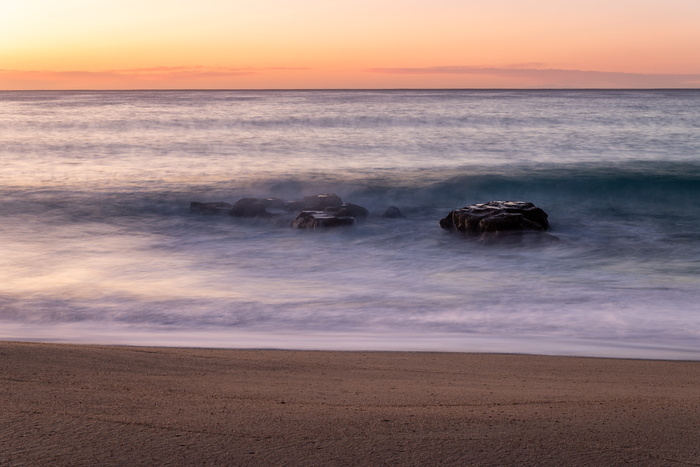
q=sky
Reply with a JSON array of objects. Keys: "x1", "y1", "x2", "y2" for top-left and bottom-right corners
[{"x1": 1, "y1": 0, "x2": 699, "y2": 89}]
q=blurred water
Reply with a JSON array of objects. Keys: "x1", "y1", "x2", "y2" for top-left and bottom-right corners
[{"x1": 1, "y1": 90, "x2": 699, "y2": 359}]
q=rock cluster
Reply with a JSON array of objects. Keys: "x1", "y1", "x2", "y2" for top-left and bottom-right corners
[
  {"x1": 190, "y1": 196, "x2": 556, "y2": 244},
  {"x1": 190, "y1": 193, "x2": 379, "y2": 229}
]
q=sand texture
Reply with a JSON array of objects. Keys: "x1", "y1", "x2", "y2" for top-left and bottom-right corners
[{"x1": 1, "y1": 342, "x2": 699, "y2": 466}]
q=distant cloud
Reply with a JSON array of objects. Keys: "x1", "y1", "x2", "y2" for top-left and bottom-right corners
[
  {"x1": 503, "y1": 62, "x2": 551, "y2": 69},
  {"x1": 368, "y1": 66, "x2": 700, "y2": 88},
  {"x1": 105, "y1": 66, "x2": 310, "y2": 74},
  {"x1": 3, "y1": 65, "x2": 699, "y2": 89},
  {"x1": 0, "y1": 66, "x2": 310, "y2": 90}
]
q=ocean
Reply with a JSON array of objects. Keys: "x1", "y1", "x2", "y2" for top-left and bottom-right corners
[{"x1": 1, "y1": 89, "x2": 699, "y2": 359}]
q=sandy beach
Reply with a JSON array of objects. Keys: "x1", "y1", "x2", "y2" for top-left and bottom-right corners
[{"x1": 1, "y1": 342, "x2": 698, "y2": 466}]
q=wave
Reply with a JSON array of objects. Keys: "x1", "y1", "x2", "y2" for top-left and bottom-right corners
[
  {"x1": 228, "y1": 160, "x2": 700, "y2": 215},
  {"x1": 4, "y1": 160, "x2": 699, "y2": 217}
]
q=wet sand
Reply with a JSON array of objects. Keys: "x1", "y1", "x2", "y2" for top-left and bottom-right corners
[{"x1": 1, "y1": 341, "x2": 699, "y2": 466}]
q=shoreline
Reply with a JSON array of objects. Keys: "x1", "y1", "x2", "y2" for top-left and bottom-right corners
[
  {"x1": 5, "y1": 338, "x2": 700, "y2": 363},
  {"x1": 4, "y1": 324, "x2": 700, "y2": 361},
  {"x1": 2, "y1": 341, "x2": 699, "y2": 465}
]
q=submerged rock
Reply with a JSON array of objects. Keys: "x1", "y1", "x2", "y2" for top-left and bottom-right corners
[
  {"x1": 189, "y1": 201, "x2": 234, "y2": 215},
  {"x1": 229, "y1": 198, "x2": 271, "y2": 218},
  {"x1": 191, "y1": 193, "x2": 368, "y2": 230},
  {"x1": 262, "y1": 197, "x2": 287, "y2": 210},
  {"x1": 325, "y1": 203, "x2": 369, "y2": 218},
  {"x1": 287, "y1": 193, "x2": 344, "y2": 211},
  {"x1": 289, "y1": 196, "x2": 368, "y2": 229},
  {"x1": 291, "y1": 211, "x2": 356, "y2": 229},
  {"x1": 440, "y1": 201, "x2": 556, "y2": 244},
  {"x1": 381, "y1": 206, "x2": 403, "y2": 218}
]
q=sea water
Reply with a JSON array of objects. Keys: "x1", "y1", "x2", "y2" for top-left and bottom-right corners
[{"x1": 1, "y1": 89, "x2": 699, "y2": 359}]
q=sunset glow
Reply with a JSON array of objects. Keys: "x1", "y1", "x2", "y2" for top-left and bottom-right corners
[{"x1": 2, "y1": 0, "x2": 699, "y2": 89}]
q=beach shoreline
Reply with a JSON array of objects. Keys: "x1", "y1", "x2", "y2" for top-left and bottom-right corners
[
  {"x1": 2, "y1": 341, "x2": 698, "y2": 465},
  {"x1": 5, "y1": 324, "x2": 700, "y2": 361}
]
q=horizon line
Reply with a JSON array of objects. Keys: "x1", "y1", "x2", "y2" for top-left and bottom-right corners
[{"x1": 2, "y1": 87, "x2": 700, "y2": 92}]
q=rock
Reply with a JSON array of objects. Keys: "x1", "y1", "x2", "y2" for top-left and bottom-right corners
[
  {"x1": 229, "y1": 198, "x2": 271, "y2": 218},
  {"x1": 440, "y1": 201, "x2": 552, "y2": 241},
  {"x1": 291, "y1": 211, "x2": 356, "y2": 229},
  {"x1": 327, "y1": 203, "x2": 369, "y2": 218},
  {"x1": 262, "y1": 198, "x2": 287, "y2": 210},
  {"x1": 304, "y1": 193, "x2": 343, "y2": 210},
  {"x1": 193, "y1": 193, "x2": 367, "y2": 228},
  {"x1": 381, "y1": 206, "x2": 403, "y2": 218},
  {"x1": 189, "y1": 201, "x2": 234, "y2": 215},
  {"x1": 288, "y1": 193, "x2": 343, "y2": 211}
]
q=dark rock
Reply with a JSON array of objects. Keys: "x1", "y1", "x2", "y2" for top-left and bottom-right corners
[
  {"x1": 381, "y1": 206, "x2": 403, "y2": 218},
  {"x1": 331, "y1": 203, "x2": 369, "y2": 218},
  {"x1": 194, "y1": 193, "x2": 367, "y2": 228},
  {"x1": 440, "y1": 201, "x2": 552, "y2": 240},
  {"x1": 304, "y1": 193, "x2": 343, "y2": 210},
  {"x1": 190, "y1": 201, "x2": 234, "y2": 215},
  {"x1": 291, "y1": 211, "x2": 356, "y2": 229},
  {"x1": 479, "y1": 212, "x2": 543, "y2": 232},
  {"x1": 288, "y1": 193, "x2": 343, "y2": 211},
  {"x1": 262, "y1": 198, "x2": 287, "y2": 210},
  {"x1": 229, "y1": 198, "x2": 271, "y2": 218}
]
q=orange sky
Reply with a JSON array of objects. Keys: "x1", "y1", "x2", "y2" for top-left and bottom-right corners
[{"x1": 1, "y1": 0, "x2": 699, "y2": 89}]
